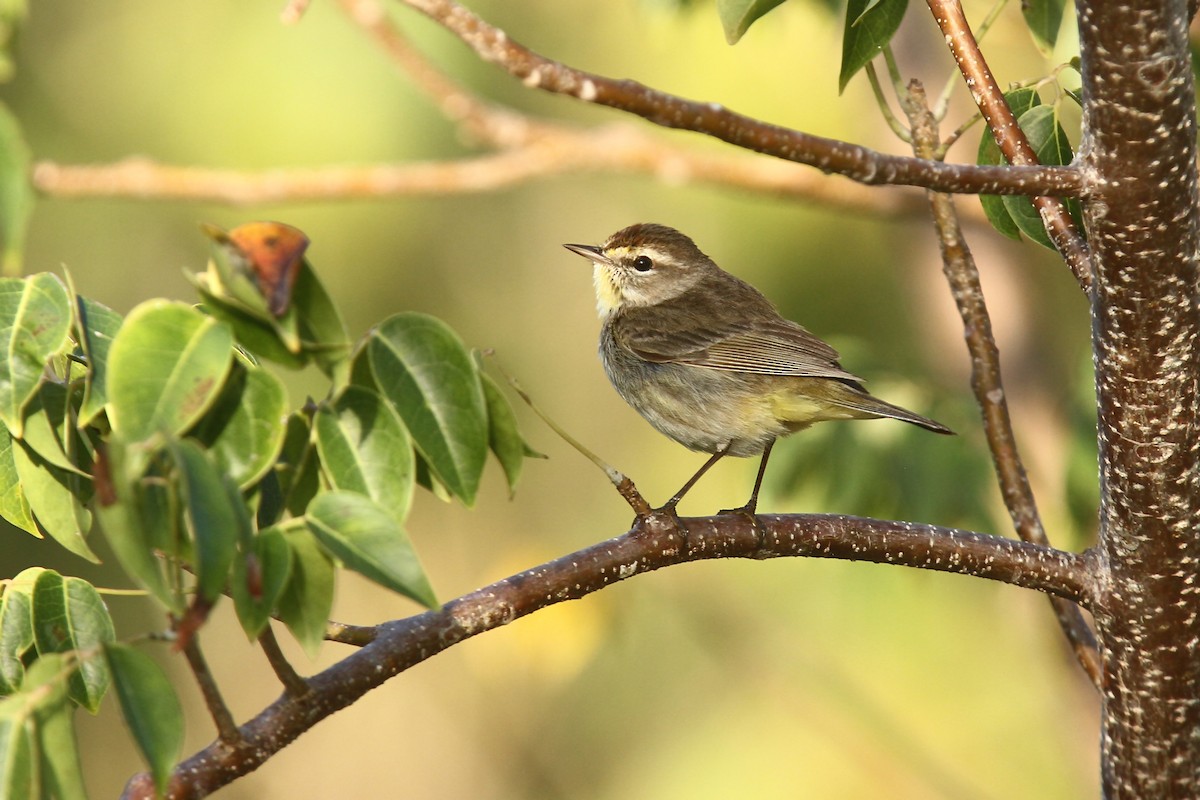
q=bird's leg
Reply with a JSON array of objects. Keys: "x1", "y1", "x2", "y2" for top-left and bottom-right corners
[
  {"x1": 657, "y1": 445, "x2": 731, "y2": 516},
  {"x1": 719, "y1": 440, "x2": 775, "y2": 547}
]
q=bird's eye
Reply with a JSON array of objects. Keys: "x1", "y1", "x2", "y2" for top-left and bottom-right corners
[{"x1": 633, "y1": 255, "x2": 653, "y2": 272}]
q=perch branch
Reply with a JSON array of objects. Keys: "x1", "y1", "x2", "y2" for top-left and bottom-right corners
[
  {"x1": 124, "y1": 512, "x2": 1094, "y2": 798},
  {"x1": 394, "y1": 0, "x2": 1087, "y2": 199},
  {"x1": 926, "y1": 0, "x2": 1093, "y2": 290},
  {"x1": 904, "y1": 80, "x2": 1102, "y2": 687}
]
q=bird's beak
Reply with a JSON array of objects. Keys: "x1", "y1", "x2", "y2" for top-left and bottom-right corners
[{"x1": 563, "y1": 243, "x2": 612, "y2": 266}]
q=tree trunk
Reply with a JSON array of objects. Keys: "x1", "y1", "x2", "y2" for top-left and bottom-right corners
[{"x1": 1078, "y1": 0, "x2": 1200, "y2": 793}]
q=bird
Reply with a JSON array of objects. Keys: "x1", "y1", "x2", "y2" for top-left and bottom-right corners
[{"x1": 563, "y1": 222, "x2": 952, "y2": 517}]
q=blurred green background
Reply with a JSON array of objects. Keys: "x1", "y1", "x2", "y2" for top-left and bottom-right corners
[{"x1": 1, "y1": 0, "x2": 1099, "y2": 797}]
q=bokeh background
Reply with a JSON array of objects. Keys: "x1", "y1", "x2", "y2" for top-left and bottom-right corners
[{"x1": 1, "y1": 0, "x2": 1100, "y2": 797}]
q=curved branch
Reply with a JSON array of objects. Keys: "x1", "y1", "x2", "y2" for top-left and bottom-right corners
[
  {"x1": 396, "y1": 0, "x2": 1087, "y2": 199},
  {"x1": 123, "y1": 512, "x2": 1094, "y2": 799},
  {"x1": 926, "y1": 0, "x2": 1092, "y2": 290}
]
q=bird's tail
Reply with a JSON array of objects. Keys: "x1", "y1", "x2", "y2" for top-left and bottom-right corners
[{"x1": 832, "y1": 385, "x2": 954, "y2": 435}]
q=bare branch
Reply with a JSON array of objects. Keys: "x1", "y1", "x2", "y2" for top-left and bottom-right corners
[
  {"x1": 124, "y1": 513, "x2": 1094, "y2": 798},
  {"x1": 31, "y1": 140, "x2": 927, "y2": 215},
  {"x1": 926, "y1": 0, "x2": 1093, "y2": 290},
  {"x1": 903, "y1": 80, "x2": 1102, "y2": 688},
  {"x1": 258, "y1": 626, "x2": 310, "y2": 697},
  {"x1": 395, "y1": 0, "x2": 1087, "y2": 199},
  {"x1": 180, "y1": 636, "x2": 242, "y2": 746}
]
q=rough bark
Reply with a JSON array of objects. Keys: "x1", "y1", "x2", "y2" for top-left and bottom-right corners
[{"x1": 1077, "y1": 0, "x2": 1200, "y2": 794}]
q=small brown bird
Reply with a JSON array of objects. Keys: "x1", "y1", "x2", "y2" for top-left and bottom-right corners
[{"x1": 564, "y1": 223, "x2": 952, "y2": 516}]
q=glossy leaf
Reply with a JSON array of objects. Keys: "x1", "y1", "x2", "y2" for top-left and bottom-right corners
[
  {"x1": 0, "y1": 423, "x2": 34, "y2": 535},
  {"x1": 838, "y1": 0, "x2": 908, "y2": 93},
  {"x1": 107, "y1": 301, "x2": 234, "y2": 442},
  {"x1": 481, "y1": 373, "x2": 540, "y2": 498},
  {"x1": 290, "y1": 258, "x2": 351, "y2": 379},
  {"x1": 977, "y1": 88, "x2": 1042, "y2": 241},
  {"x1": 105, "y1": 643, "x2": 184, "y2": 794},
  {"x1": 24, "y1": 654, "x2": 86, "y2": 800},
  {"x1": 315, "y1": 386, "x2": 414, "y2": 524},
  {"x1": 192, "y1": 363, "x2": 288, "y2": 489},
  {"x1": 231, "y1": 526, "x2": 293, "y2": 640},
  {"x1": 0, "y1": 571, "x2": 35, "y2": 695},
  {"x1": 192, "y1": 275, "x2": 309, "y2": 370},
  {"x1": 172, "y1": 439, "x2": 245, "y2": 605},
  {"x1": 717, "y1": 0, "x2": 786, "y2": 43},
  {"x1": 277, "y1": 527, "x2": 334, "y2": 658},
  {"x1": 0, "y1": 102, "x2": 32, "y2": 276},
  {"x1": 0, "y1": 703, "x2": 36, "y2": 800},
  {"x1": 19, "y1": 381, "x2": 82, "y2": 475},
  {"x1": 1022, "y1": 0, "x2": 1065, "y2": 55},
  {"x1": 75, "y1": 295, "x2": 123, "y2": 426},
  {"x1": 368, "y1": 313, "x2": 488, "y2": 505},
  {"x1": 30, "y1": 570, "x2": 114, "y2": 713},
  {"x1": 306, "y1": 491, "x2": 436, "y2": 608},
  {"x1": 93, "y1": 442, "x2": 179, "y2": 612},
  {"x1": 11, "y1": 439, "x2": 96, "y2": 562},
  {"x1": 0, "y1": 273, "x2": 72, "y2": 436}
]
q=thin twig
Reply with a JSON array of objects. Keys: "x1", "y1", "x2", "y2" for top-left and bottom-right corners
[
  {"x1": 394, "y1": 0, "x2": 1086, "y2": 199},
  {"x1": 123, "y1": 511, "x2": 1094, "y2": 799},
  {"x1": 902, "y1": 79, "x2": 1102, "y2": 688},
  {"x1": 866, "y1": 63, "x2": 912, "y2": 142},
  {"x1": 180, "y1": 635, "x2": 242, "y2": 745},
  {"x1": 259, "y1": 626, "x2": 310, "y2": 697},
  {"x1": 926, "y1": 0, "x2": 1093, "y2": 290}
]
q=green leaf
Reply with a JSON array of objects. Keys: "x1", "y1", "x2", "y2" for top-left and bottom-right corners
[
  {"x1": 977, "y1": 88, "x2": 1042, "y2": 241},
  {"x1": 23, "y1": 654, "x2": 86, "y2": 800},
  {"x1": 314, "y1": 386, "x2": 414, "y2": 524},
  {"x1": 716, "y1": 0, "x2": 786, "y2": 44},
  {"x1": 93, "y1": 442, "x2": 180, "y2": 612},
  {"x1": 306, "y1": 491, "x2": 436, "y2": 608},
  {"x1": 171, "y1": 439, "x2": 246, "y2": 604},
  {"x1": 191, "y1": 276, "x2": 308, "y2": 370},
  {"x1": 107, "y1": 301, "x2": 234, "y2": 442},
  {"x1": 19, "y1": 380, "x2": 83, "y2": 475},
  {"x1": 0, "y1": 574, "x2": 34, "y2": 695},
  {"x1": 277, "y1": 527, "x2": 334, "y2": 658},
  {"x1": 290, "y1": 258, "x2": 352, "y2": 380},
  {"x1": 481, "y1": 373, "x2": 540, "y2": 497},
  {"x1": 30, "y1": 570, "x2": 114, "y2": 713},
  {"x1": 368, "y1": 313, "x2": 488, "y2": 505},
  {"x1": 231, "y1": 526, "x2": 293, "y2": 640},
  {"x1": 838, "y1": 0, "x2": 908, "y2": 93},
  {"x1": 0, "y1": 702, "x2": 36, "y2": 800},
  {"x1": 75, "y1": 295, "x2": 123, "y2": 426},
  {"x1": 999, "y1": 104, "x2": 1081, "y2": 249},
  {"x1": 0, "y1": 102, "x2": 33, "y2": 277},
  {"x1": 0, "y1": 423, "x2": 35, "y2": 535},
  {"x1": 1022, "y1": 0, "x2": 1065, "y2": 55},
  {"x1": 11, "y1": 438, "x2": 96, "y2": 562},
  {"x1": 105, "y1": 643, "x2": 183, "y2": 795},
  {"x1": 0, "y1": 273, "x2": 73, "y2": 436},
  {"x1": 191, "y1": 363, "x2": 288, "y2": 490}
]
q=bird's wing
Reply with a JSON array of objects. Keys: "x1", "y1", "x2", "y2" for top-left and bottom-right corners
[{"x1": 617, "y1": 299, "x2": 863, "y2": 382}]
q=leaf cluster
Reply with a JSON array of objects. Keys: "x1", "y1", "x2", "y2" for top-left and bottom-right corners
[{"x1": 0, "y1": 222, "x2": 539, "y2": 794}]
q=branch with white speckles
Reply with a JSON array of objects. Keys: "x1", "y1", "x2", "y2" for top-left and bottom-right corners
[
  {"x1": 394, "y1": 0, "x2": 1086, "y2": 199},
  {"x1": 123, "y1": 512, "x2": 1094, "y2": 799}
]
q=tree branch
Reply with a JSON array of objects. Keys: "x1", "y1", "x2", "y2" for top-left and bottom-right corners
[
  {"x1": 925, "y1": 0, "x2": 1093, "y2": 290},
  {"x1": 124, "y1": 512, "x2": 1094, "y2": 798},
  {"x1": 394, "y1": 0, "x2": 1087, "y2": 199},
  {"x1": 902, "y1": 80, "x2": 1102, "y2": 688}
]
